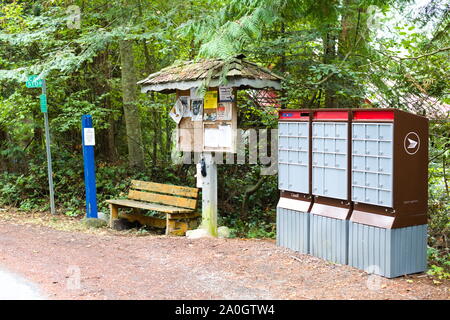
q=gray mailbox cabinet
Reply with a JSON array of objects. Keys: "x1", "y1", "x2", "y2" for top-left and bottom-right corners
[
  {"x1": 351, "y1": 122, "x2": 393, "y2": 207},
  {"x1": 312, "y1": 121, "x2": 348, "y2": 200},
  {"x1": 278, "y1": 121, "x2": 309, "y2": 194},
  {"x1": 309, "y1": 111, "x2": 352, "y2": 265},
  {"x1": 277, "y1": 111, "x2": 312, "y2": 254}
]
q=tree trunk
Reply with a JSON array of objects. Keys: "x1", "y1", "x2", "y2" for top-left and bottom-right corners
[
  {"x1": 107, "y1": 102, "x2": 118, "y2": 162},
  {"x1": 280, "y1": 22, "x2": 287, "y2": 109},
  {"x1": 338, "y1": 0, "x2": 354, "y2": 58},
  {"x1": 318, "y1": 1, "x2": 339, "y2": 108},
  {"x1": 152, "y1": 114, "x2": 158, "y2": 166},
  {"x1": 105, "y1": 49, "x2": 118, "y2": 162},
  {"x1": 155, "y1": 109, "x2": 162, "y2": 163},
  {"x1": 120, "y1": 39, "x2": 145, "y2": 169},
  {"x1": 165, "y1": 96, "x2": 172, "y2": 163},
  {"x1": 323, "y1": 30, "x2": 337, "y2": 108},
  {"x1": 0, "y1": 126, "x2": 8, "y2": 171},
  {"x1": 337, "y1": 3, "x2": 368, "y2": 108}
]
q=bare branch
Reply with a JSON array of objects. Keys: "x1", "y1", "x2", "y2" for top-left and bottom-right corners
[{"x1": 399, "y1": 46, "x2": 450, "y2": 60}]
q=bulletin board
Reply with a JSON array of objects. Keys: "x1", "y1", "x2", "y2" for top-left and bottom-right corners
[{"x1": 175, "y1": 87, "x2": 237, "y2": 153}]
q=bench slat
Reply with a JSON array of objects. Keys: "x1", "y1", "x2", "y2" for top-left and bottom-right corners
[
  {"x1": 105, "y1": 199, "x2": 193, "y2": 213},
  {"x1": 128, "y1": 190, "x2": 197, "y2": 210},
  {"x1": 131, "y1": 180, "x2": 199, "y2": 198}
]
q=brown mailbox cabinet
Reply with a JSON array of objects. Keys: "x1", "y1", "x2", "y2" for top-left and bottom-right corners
[{"x1": 276, "y1": 108, "x2": 429, "y2": 277}]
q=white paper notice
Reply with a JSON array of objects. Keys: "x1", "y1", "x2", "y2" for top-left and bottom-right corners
[
  {"x1": 191, "y1": 99, "x2": 204, "y2": 121},
  {"x1": 169, "y1": 101, "x2": 183, "y2": 124},
  {"x1": 219, "y1": 87, "x2": 234, "y2": 102},
  {"x1": 84, "y1": 128, "x2": 95, "y2": 146},
  {"x1": 204, "y1": 125, "x2": 232, "y2": 149},
  {"x1": 204, "y1": 128, "x2": 219, "y2": 148},
  {"x1": 217, "y1": 102, "x2": 232, "y2": 120},
  {"x1": 218, "y1": 125, "x2": 231, "y2": 148},
  {"x1": 179, "y1": 96, "x2": 191, "y2": 117}
]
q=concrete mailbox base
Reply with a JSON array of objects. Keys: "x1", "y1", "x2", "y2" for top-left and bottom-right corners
[
  {"x1": 276, "y1": 197, "x2": 311, "y2": 254},
  {"x1": 310, "y1": 214, "x2": 349, "y2": 265},
  {"x1": 349, "y1": 222, "x2": 427, "y2": 278}
]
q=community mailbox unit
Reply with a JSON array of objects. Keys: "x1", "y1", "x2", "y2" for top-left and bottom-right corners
[{"x1": 277, "y1": 108, "x2": 429, "y2": 278}]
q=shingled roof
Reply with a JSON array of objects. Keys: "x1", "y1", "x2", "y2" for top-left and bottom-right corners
[
  {"x1": 366, "y1": 81, "x2": 450, "y2": 120},
  {"x1": 138, "y1": 55, "x2": 283, "y2": 93}
]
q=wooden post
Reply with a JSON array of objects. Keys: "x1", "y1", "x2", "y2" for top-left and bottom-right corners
[{"x1": 200, "y1": 153, "x2": 218, "y2": 236}]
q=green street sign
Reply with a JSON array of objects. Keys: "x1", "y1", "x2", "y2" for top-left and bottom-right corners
[
  {"x1": 40, "y1": 94, "x2": 47, "y2": 113},
  {"x1": 26, "y1": 75, "x2": 44, "y2": 88}
]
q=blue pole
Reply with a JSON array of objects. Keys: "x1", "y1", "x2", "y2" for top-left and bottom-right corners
[{"x1": 82, "y1": 115, "x2": 98, "y2": 218}]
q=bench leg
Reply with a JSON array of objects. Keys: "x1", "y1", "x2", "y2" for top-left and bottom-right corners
[
  {"x1": 166, "y1": 216, "x2": 176, "y2": 236},
  {"x1": 166, "y1": 218, "x2": 191, "y2": 236},
  {"x1": 109, "y1": 204, "x2": 119, "y2": 227}
]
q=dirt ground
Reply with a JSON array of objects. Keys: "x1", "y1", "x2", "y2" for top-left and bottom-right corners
[{"x1": 0, "y1": 209, "x2": 448, "y2": 300}]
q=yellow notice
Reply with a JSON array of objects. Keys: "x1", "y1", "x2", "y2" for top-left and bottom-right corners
[{"x1": 204, "y1": 91, "x2": 218, "y2": 109}]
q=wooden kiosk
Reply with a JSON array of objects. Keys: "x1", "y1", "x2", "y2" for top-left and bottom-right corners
[{"x1": 138, "y1": 55, "x2": 282, "y2": 236}]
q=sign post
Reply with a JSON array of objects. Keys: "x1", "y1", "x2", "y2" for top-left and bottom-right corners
[
  {"x1": 26, "y1": 76, "x2": 56, "y2": 215},
  {"x1": 81, "y1": 115, "x2": 98, "y2": 218},
  {"x1": 200, "y1": 153, "x2": 218, "y2": 237}
]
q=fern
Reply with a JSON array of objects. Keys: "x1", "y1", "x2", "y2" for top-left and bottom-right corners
[{"x1": 180, "y1": 0, "x2": 306, "y2": 59}]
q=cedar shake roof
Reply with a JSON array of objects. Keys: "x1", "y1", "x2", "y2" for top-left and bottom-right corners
[{"x1": 138, "y1": 55, "x2": 283, "y2": 93}]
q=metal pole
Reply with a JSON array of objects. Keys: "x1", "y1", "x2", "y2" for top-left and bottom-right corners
[
  {"x1": 200, "y1": 153, "x2": 218, "y2": 237},
  {"x1": 42, "y1": 80, "x2": 56, "y2": 215},
  {"x1": 81, "y1": 115, "x2": 98, "y2": 218}
]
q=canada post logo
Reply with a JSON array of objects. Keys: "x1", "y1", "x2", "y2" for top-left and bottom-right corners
[{"x1": 404, "y1": 132, "x2": 420, "y2": 155}]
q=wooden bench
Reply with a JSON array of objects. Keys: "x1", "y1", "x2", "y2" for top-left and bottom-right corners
[{"x1": 106, "y1": 180, "x2": 200, "y2": 236}]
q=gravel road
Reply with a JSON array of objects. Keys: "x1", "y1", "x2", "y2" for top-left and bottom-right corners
[{"x1": 0, "y1": 214, "x2": 448, "y2": 300}]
